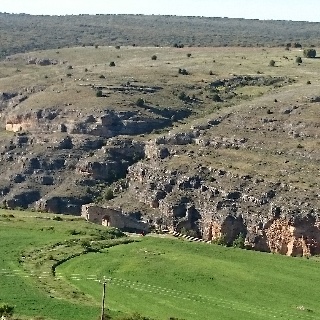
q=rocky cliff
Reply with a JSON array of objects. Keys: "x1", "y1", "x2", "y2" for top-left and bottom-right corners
[
  {"x1": 119, "y1": 154, "x2": 320, "y2": 256},
  {"x1": 107, "y1": 96, "x2": 320, "y2": 256}
]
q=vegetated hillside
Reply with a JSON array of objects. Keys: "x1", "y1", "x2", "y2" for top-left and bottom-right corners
[
  {"x1": 0, "y1": 45, "x2": 320, "y2": 256},
  {"x1": 1, "y1": 13, "x2": 320, "y2": 58}
]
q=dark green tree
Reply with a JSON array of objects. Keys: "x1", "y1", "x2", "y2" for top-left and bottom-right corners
[
  {"x1": 292, "y1": 42, "x2": 302, "y2": 48},
  {"x1": 269, "y1": 59, "x2": 276, "y2": 67},
  {"x1": 178, "y1": 91, "x2": 188, "y2": 101},
  {"x1": 178, "y1": 68, "x2": 189, "y2": 75},
  {"x1": 104, "y1": 188, "x2": 114, "y2": 201},
  {"x1": 211, "y1": 93, "x2": 222, "y2": 102},
  {"x1": 136, "y1": 98, "x2": 145, "y2": 107},
  {"x1": 303, "y1": 48, "x2": 316, "y2": 58}
]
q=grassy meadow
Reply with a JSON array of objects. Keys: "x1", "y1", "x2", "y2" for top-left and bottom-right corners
[
  {"x1": 58, "y1": 237, "x2": 320, "y2": 320},
  {"x1": 1, "y1": 209, "x2": 320, "y2": 320},
  {"x1": 0, "y1": 209, "x2": 125, "y2": 320}
]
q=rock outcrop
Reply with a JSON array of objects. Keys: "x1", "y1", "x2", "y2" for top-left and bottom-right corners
[
  {"x1": 5, "y1": 109, "x2": 172, "y2": 137},
  {"x1": 26, "y1": 57, "x2": 59, "y2": 66}
]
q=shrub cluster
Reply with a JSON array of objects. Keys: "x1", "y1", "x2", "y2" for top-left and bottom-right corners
[
  {"x1": 52, "y1": 216, "x2": 63, "y2": 221},
  {"x1": 178, "y1": 91, "x2": 188, "y2": 101},
  {"x1": 0, "y1": 304, "x2": 14, "y2": 318},
  {"x1": 232, "y1": 233, "x2": 246, "y2": 249},
  {"x1": 211, "y1": 93, "x2": 222, "y2": 102},
  {"x1": 178, "y1": 68, "x2": 189, "y2": 75},
  {"x1": 173, "y1": 43, "x2": 184, "y2": 48}
]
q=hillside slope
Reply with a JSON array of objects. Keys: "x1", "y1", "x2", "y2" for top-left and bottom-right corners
[
  {"x1": 1, "y1": 13, "x2": 320, "y2": 58},
  {"x1": 0, "y1": 45, "x2": 319, "y2": 255}
]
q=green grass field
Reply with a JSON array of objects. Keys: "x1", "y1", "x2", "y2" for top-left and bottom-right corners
[
  {"x1": 1, "y1": 210, "x2": 320, "y2": 320},
  {"x1": 0, "y1": 209, "x2": 126, "y2": 320},
  {"x1": 59, "y1": 237, "x2": 320, "y2": 320}
]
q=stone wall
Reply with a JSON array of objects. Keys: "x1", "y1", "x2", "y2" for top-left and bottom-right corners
[{"x1": 82, "y1": 204, "x2": 149, "y2": 233}]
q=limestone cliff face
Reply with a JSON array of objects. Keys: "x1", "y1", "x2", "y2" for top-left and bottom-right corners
[
  {"x1": 1, "y1": 71, "x2": 319, "y2": 258},
  {"x1": 6, "y1": 114, "x2": 37, "y2": 132},
  {"x1": 208, "y1": 215, "x2": 320, "y2": 256},
  {"x1": 117, "y1": 136, "x2": 320, "y2": 257},
  {"x1": 5, "y1": 109, "x2": 171, "y2": 137},
  {"x1": 0, "y1": 130, "x2": 145, "y2": 215},
  {"x1": 5, "y1": 108, "x2": 62, "y2": 133},
  {"x1": 252, "y1": 216, "x2": 320, "y2": 256}
]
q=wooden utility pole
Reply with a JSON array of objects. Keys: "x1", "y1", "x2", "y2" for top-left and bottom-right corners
[{"x1": 100, "y1": 280, "x2": 106, "y2": 320}]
